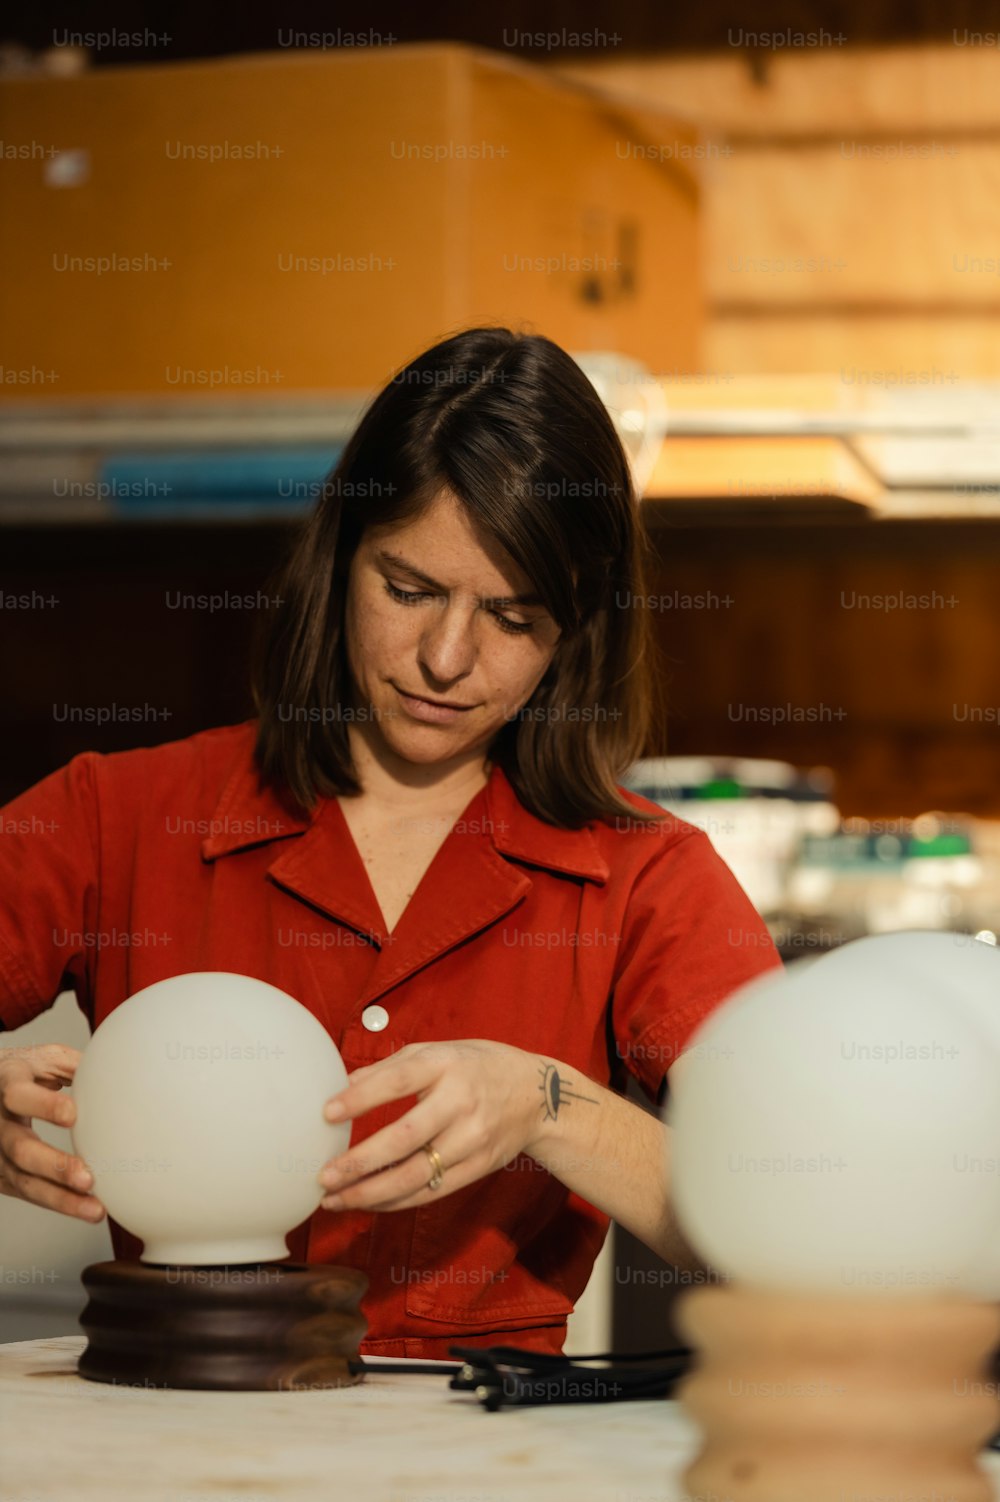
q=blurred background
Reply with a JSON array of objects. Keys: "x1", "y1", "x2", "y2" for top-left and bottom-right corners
[{"x1": 3, "y1": 1, "x2": 1000, "y2": 1353}]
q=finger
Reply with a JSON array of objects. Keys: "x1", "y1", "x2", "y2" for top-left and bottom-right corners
[
  {"x1": 0, "y1": 1120, "x2": 95, "y2": 1192},
  {"x1": 320, "y1": 1063, "x2": 376, "y2": 1111},
  {"x1": 328, "y1": 1044, "x2": 424, "y2": 1098},
  {"x1": 342, "y1": 1054, "x2": 406, "y2": 1085},
  {"x1": 0, "y1": 1159, "x2": 106, "y2": 1221},
  {"x1": 325, "y1": 1043, "x2": 422, "y2": 1103},
  {"x1": 321, "y1": 1124, "x2": 478, "y2": 1212},
  {"x1": 323, "y1": 1049, "x2": 443, "y2": 1124},
  {"x1": 3, "y1": 1044, "x2": 82, "y2": 1089},
  {"x1": 322, "y1": 1149, "x2": 446, "y2": 1211},
  {"x1": 2, "y1": 1075, "x2": 78, "y2": 1129},
  {"x1": 31, "y1": 1042, "x2": 83, "y2": 1085},
  {"x1": 319, "y1": 1097, "x2": 447, "y2": 1190}
]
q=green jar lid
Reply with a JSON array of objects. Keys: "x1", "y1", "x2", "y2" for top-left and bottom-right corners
[
  {"x1": 908, "y1": 833, "x2": 971, "y2": 858},
  {"x1": 699, "y1": 778, "x2": 744, "y2": 799}
]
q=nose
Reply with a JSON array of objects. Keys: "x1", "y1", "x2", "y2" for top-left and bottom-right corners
[{"x1": 417, "y1": 599, "x2": 477, "y2": 686}]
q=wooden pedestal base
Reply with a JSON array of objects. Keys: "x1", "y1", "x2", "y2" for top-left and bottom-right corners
[
  {"x1": 674, "y1": 1285, "x2": 1000, "y2": 1502},
  {"x1": 77, "y1": 1260, "x2": 368, "y2": 1392}
]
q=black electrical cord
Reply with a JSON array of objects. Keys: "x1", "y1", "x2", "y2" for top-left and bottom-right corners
[
  {"x1": 348, "y1": 1343, "x2": 694, "y2": 1406},
  {"x1": 446, "y1": 1343, "x2": 694, "y2": 1409}
]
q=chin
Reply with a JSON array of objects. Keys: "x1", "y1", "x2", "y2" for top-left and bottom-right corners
[{"x1": 384, "y1": 729, "x2": 474, "y2": 764}]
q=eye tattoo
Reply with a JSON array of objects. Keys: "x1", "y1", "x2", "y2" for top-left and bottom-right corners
[{"x1": 538, "y1": 1061, "x2": 599, "y2": 1121}]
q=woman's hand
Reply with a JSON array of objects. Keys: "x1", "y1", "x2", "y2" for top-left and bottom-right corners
[
  {"x1": 0, "y1": 1043, "x2": 106, "y2": 1222},
  {"x1": 317, "y1": 1039, "x2": 546, "y2": 1212}
]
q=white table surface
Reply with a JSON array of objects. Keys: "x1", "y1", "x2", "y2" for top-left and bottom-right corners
[
  {"x1": 5, "y1": 1335, "x2": 1000, "y2": 1502},
  {"x1": 1, "y1": 1335, "x2": 701, "y2": 1502}
]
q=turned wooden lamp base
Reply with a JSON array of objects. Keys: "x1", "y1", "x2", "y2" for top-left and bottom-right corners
[
  {"x1": 675, "y1": 1285, "x2": 1000, "y2": 1502},
  {"x1": 77, "y1": 1260, "x2": 369, "y2": 1392}
]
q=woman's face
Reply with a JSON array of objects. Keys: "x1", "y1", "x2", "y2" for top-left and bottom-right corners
[{"x1": 343, "y1": 491, "x2": 563, "y2": 768}]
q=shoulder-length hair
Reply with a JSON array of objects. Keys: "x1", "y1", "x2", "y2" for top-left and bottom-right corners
[{"x1": 251, "y1": 325, "x2": 665, "y2": 829}]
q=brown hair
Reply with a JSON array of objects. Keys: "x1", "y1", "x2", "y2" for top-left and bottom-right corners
[{"x1": 250, "y1": 325, "x2": 665, "y2": 829}]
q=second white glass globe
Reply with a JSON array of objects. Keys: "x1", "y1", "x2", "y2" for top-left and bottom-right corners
[{"x1": 669, "y1": 937, "x2": 1000, "y2": 1298}]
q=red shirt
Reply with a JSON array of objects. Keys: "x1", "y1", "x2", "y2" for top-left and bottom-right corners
[{"x1": 0, "y1": 719, "x2": 782, "y2": 1357}]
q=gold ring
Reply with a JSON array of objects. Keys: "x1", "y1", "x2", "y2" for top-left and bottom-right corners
[{"x1": 423, "y1": 1143, "x2": 444, "y2": 1191}]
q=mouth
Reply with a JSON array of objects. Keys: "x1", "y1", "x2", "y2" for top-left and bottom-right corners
[
  {"x1": 392, "y1": 683, "x2": 479, "y2": 722},
  {"x1": 396, "y1": 688, "x2": 475, "y2": 710}
]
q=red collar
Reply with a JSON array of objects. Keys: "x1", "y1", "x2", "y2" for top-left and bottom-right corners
[
  {"x1": 200, "y1": 722, "x2": 610, "y2": 885},
  {"x1": 198, "y1": 723, "x2": 609, "y2": 1001}
]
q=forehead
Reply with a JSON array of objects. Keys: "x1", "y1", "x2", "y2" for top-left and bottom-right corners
[{"x1": 364, "y1": 491, "x2": 533, "y2": 594}]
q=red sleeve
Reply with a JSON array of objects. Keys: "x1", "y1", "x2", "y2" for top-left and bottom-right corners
[
  {"x1": 610, "y1": 826, "x2": 783, "y2": 1104},
  {"x1": 0, "y1": 752, "x2": 101, "y2": 1032}
]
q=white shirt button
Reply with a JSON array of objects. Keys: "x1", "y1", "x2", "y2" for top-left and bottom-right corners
[{"x1": 362, "y1": 1004, "x2": 389, "y2": 1032}]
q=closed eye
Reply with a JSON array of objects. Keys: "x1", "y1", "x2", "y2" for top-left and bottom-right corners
[
  {"x1": 385, "y1": 582, "x2": 433, "y2": 606},
  {"x1": 383, "y1": 581, "x2": 535, "y2": 635}
]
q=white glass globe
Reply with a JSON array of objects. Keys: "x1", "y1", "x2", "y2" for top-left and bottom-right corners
[
  {"x1": 810, "y1": 930, "x2": 1000, "y2": 1299},
  {"x1": 670, "y1": 937, "x2": 1000, "y2": 1298},
  {"x1": 813, "y1": 928, "x2": 1000, "y2": 1049},
  {"x1": 70, "y1": 972, "x2": 351, "y2": 1265}
]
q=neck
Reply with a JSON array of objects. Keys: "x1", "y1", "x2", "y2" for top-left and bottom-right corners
[{"x1": 344, "y1": 723, "x2": 492, "y2": 813}]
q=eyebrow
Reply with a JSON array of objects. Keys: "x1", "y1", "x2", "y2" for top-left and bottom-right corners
[{"x1": 375, "y1": 549, "x2": 544, "y2": 609}]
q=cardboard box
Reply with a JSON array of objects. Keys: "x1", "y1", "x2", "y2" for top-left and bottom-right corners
[{"x1": 0, "y1": 43, "x2": 702, "y2": 398}]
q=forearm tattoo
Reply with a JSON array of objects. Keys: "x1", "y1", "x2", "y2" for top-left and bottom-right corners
[{"x1": 538, "y1": 1061, "x2": 599, "y2": 1122}]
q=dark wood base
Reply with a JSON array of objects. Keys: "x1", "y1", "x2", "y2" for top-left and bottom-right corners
[{"x1": 77, "y1": 1260, "x2": 368, "y2": 1391}]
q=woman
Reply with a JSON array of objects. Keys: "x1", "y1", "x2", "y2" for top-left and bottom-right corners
[{"x1": 0, "y1": 327, "x2": 782, "y2": 1358}]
